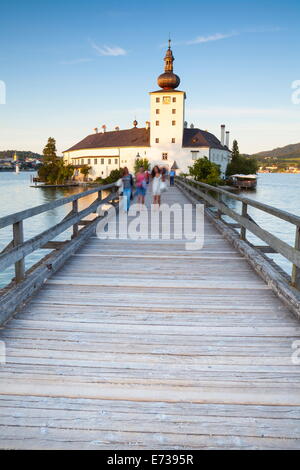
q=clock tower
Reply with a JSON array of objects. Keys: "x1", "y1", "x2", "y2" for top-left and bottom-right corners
[{"x1": 149, "y1": 40, "x2": 186, "y2": 163}]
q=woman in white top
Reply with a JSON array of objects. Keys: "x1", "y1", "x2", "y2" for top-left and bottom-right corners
[{"x1": 151, "y1": 166, "x2": 162, "y2": 206}]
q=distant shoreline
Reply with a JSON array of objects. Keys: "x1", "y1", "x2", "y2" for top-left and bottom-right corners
[{"x1": 257, "y1": 171, "x2": 300, "y2": 174}]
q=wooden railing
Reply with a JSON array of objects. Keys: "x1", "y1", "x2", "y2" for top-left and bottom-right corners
[
  {"x1": 175, "y1": 176, "x2": 300, "y2": 291},
  {"x1": 0, "y1": 183, "x2": 118, "y2": 325}
]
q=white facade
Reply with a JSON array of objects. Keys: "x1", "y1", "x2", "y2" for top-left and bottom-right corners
[
  {"x1": 63, "y1": 45, "x2": 231, "y2": 179},
  {"x1": 63, "y1": 147, "x2": 149, "y2": 179}
]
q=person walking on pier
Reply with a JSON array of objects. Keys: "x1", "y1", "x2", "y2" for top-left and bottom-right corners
[
  {"x1": 122, "y1": 167, "x2": 133, "y2": 212},
  {"x1": 135, "y1": 166, "x2": 147, "y2": 207},
  {"x1": 151, "y1": 165, "x2": 162, "y2": 206},
  {"x1": 169, "y1": 168, "x2": 175, "y2": 186}
]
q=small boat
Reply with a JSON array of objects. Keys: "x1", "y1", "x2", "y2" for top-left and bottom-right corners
[{"x1": 229, "y1": 174, "x2": 257, "y2": 190}]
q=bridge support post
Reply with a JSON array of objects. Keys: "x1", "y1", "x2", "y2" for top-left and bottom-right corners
[
  {"x1": 240, "y1": 202, "x2": 247, "y2": 241},
  {"x1": 292, "y1": 226, "x2": 300, "y2": 289},
  {"x1": 216, "y1": 193, "x2": 222, "y2": 218},
  {"x1": 72, "y1": 200, "x2": 78, "y2": 238},
  {"x1": 13, "y1": 221, "x2": 25, "y2": 283}
]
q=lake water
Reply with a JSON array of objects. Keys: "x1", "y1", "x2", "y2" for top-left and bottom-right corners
[
  {"x1": 221, "y1": 173, "x2": 300, "y2": 276},
  {"x1": 0, "y1": 172, "x2": 88, "y2": 287},
  {"x1": 0, "y1": 171, "x2": 299, "y2": 287}
]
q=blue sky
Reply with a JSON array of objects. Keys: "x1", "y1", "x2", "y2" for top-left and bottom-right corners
[{"x1": 0, "y1": 0, "x2": 299, "y2": 154}]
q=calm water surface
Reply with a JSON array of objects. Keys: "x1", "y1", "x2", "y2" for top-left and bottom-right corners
[
  {"x1": 0, "y1": 171, "x2": 299, "y2": 287},
  {"x1": 222, "y1": 173, "x2": 300, "y2": 275},
  {"x1": 0, "y1": 172, "x2": 90, "y2": 287}
]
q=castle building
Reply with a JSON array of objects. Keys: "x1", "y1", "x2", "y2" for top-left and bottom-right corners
[{"x1": 63, "y1": 41, "x2": 231, "y2": 179}]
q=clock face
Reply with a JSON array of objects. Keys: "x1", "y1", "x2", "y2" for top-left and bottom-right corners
[{"x1": 163, "y1": 96, "x2": 171, "y2": 104}]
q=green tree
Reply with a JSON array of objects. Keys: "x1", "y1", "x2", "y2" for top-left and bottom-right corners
[
  {"x1": 104, "y1": 168, "x2": 124, "y2": 184},
  {"x1": 38, "y1": 137, "x2": 74, "y2": 184},
  {"x1": 95, "y1": 168, "x2": 124, "y2": 185},
  {"x1": 43, "y1": 137, "x2": 57, "y2": 163},
  {"x1": 188, "y1": 157, "x2": 221, "y2": 186},
  {"x1": 231, "y1": 139, "x2": 240, "y2": 161},
  {"x1": 226, "y1": 140, "x2": 258, "y2": 177},
  {"x1": 80, "y1": 165, "x2": 91, "y2": 181},
  {"x1": 134, "y1": 157, "x2": 150, "y2": 174}
]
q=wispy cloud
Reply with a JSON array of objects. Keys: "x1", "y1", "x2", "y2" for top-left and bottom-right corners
[
  {"x1": 90, "y1": 41, "x2": 127, "y2": 56},
  {"x1": 184, "y1": 32, "x2": 238, "y2": 45},
  {"x1": 162, "y1": 32, "x2": 238, "y2": 47},
  {"x1": 168, "y1": 26, "x2": 282, "y2": 47},
  {"x1": 60, "y1": 58, "x2": 93, "y2": 65}
]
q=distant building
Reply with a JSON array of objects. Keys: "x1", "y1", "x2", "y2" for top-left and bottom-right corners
[{"x1": 63, "y1": 41, "x2": 231, "y2": 179}]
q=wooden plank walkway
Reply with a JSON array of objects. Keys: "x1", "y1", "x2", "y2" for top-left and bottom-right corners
[{"x1": 0, "y1": 185, "x2": 300, "y2": 449}]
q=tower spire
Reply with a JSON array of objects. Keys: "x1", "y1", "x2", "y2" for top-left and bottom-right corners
[
  {"x1": 157, "y1": 38, "x2": 180, "y2": 90},
  {"x1": 164, "y1": 39, "x2": 174, "y2": 73}
]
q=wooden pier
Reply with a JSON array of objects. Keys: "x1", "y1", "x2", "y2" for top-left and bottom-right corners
[{"x1": 0, "y1": 179, "x2": 300, "y2": 449}]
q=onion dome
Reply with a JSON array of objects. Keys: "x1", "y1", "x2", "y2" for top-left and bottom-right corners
[
  {"x1": 133, "y1": 119, "x2": 138, "y2": 127},
  {"x1": 157, "y1": 39, "x2": 180, "y2": 90}
]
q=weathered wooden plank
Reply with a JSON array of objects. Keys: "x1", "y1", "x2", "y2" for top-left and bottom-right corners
[
  {"x1": 0, "y1": 184, "x2": 299, "y2": 450},
  {"x1": 1, "y1": 407, "x2": 300, "y2": 439},
  {"x1": 1, "y1": 377, "x2": 300, "y2": 406},
  {"x1": 1, "y1": 425, "x2": 300, "y2": 449},
  {"x1": 12, "y1": 220, "x2": 25, "y2": 282}
]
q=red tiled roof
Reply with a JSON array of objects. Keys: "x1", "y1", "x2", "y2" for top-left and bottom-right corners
[
  {"x1": 183, "y1": 128, "x2": 226, "y2": 150},
  {"x1": 64, "y1": 127, "x2": 227, "y2": 152},
  {"x1": 65, "y1": 127, "x2": 150, "y2": 152}
]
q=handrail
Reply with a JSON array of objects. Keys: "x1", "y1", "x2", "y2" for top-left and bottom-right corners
[
  {"x1": 177, "y1": 176, "x2": 300, "y2": 227},
  {"x1": 175, "y1": 176, "x2": 300, "y2": 290},
  {"x1": 0, "y1": 183, "x2": 115, "y2": 229},
  {"x1": 0, "y1": 183, "x2": 118, "y2": 285}
]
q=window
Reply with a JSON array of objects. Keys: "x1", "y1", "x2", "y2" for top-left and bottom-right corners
[
  {"x1": 162, "y1": 153, "x2": 168, "y2": 160},
  {"x1": 156, "y1": 109, "x2": 160, "y2": 114},
  {"x1": 101, "y1": 158, "x2": 104, "y2": 164},
  {"x1": 172, "y1": 109, "x2": 176, "y2": 114},
  {"x1": 172, "y1": 138, "x2": 175, "y2": 143},
  {"x1": 94, "y1": 159, "x2": 97, "y2": 164},
  {"x1": 81, "y1": 159, "x2": 84, "y2": 165},
  {"x1": 87, "y1": 159, "x2": 91, "y2": 165},
  {"x1": 172, "y1": 120, "x2": 176, "y2": 126},
  {"x1": 191, "y1": 151, "x2": 199, "y2": 160},
  {"x1": 155, "y1": 138, "x2": 159, "y2": 143},
  {"x1": 108, "y1": 159, "x2": 111, "y2": 164},
  {"x1": 172, "y1": 97, "x2": 176, "y2": 102},
  {"x1": 156, "y1": 97, "x2": 160, "y2": 103},
  {"x1": 156, "y1": 121, "x2": 159, "y2": 126},
  {"x1": 115, "y1": 159, "x2": 118, "y2": 164}
]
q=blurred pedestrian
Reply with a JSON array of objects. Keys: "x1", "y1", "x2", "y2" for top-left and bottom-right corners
[
  {"x1": 122, "y1": 167, "x2": 133, "y2": 212},
  {"x1": 135, "y1": 166, "x2": 146, "y2": 206}
]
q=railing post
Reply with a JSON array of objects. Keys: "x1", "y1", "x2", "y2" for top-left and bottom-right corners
[
  {"x1": 13, "y1": 221, "x2": 25, "y2": 282},
  {"x1": 240, "y1": 202, "x2": 247, "y2": 241},
  {"x1": 216, "y1": 192, "x2": 222, "y2": 219},
  {"x1": 72, "y1": 200, "x2": 78, "y2": 238},
  {"x1": 291, "y1": 226, "x2": 300, "y2": 289}
]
